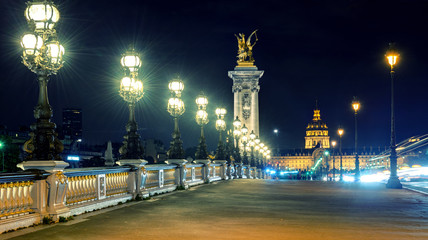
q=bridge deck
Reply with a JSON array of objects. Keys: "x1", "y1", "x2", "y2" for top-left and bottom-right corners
[{"x1": 5, "y1": 180, "x2": 428, "y2": 240}]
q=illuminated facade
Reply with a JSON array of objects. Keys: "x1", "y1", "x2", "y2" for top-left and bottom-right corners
[{"x1": 305, "y1": 108, "x2": 330, "y2": 149}]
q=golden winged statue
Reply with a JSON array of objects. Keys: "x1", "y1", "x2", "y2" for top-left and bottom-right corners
[{"x1": 235, "y1": 30, "x2": 258, "y2": 65}]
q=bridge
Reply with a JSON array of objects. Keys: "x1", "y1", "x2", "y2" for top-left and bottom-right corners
[{"x1": 2, "y1": 179, "x2": 428, "y2": 240}]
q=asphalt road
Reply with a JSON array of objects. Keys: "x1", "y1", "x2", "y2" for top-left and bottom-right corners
[{"x1": 3, "y1": 180, "x2": 428, "y2": 240}]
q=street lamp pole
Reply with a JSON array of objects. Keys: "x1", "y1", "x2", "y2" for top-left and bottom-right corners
[
  {"x1": 352, "y1": 98, "x2": 360, "y2": 182},
  {"x1": 233, "y1": 116, "x2": 242, "y2": 164},
  {"x1": 118, "y1": 48, "x2": 144, "y2": 160},
  {"x1": 167, "y1": 78, "x2": 185, "y2": 159},
  {"x1": 215, "y1": 108, "x2": 227, "y2": 160},
  {"x1": 331, "y1": 141, "x2": 337, "y2": 181},
  {"x1": 195, "y1": 93, "x2": 209, "y2": 159},
  {"x1": 20, "y1": 0, "x2": 66, "y2": 161},
  {"x1": 338, "y1": 128, "x2": 344, "y2": 181},
  {"x1": 385, "y1": 43, "x2": 403, "y2": 189}
]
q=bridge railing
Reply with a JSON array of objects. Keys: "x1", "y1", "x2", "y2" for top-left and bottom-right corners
[{"x1": 0, "y1": 160, "x2": 264, "y2": 234}]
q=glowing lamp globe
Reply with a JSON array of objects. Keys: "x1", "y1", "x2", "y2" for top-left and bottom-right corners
[
  {"x1": 255, "y1": 137, "x2": 260, "y2": 144},
  {"x1": 21, "y1": 33, "x2": 43, "y2": 56},
  {"x1": 386, "y1": 44, "x2": 399, "y2": 67},
  {"x1": 249, "y1": 130, "x2": 256, "y2": 140},
  {"x1": 195, "y1": 93, "x2": 208, "y2": 108},
  {"x1": 241, "y1": 124, "x2": 248, "y2": 135},
  {"x1": 338, "y1": 128, "x2": 344, "y2": 136},
  {"x1": 25, "y1": 1, "x2": 60, "y2": 31},
  {"x1": 215, "y1": 119, "x2": 226, "y2": 131},
  {"x1": 196, "y1": 109, "x2": 208, "y2": 125},
  {"x1": 121, "y1": 49, "x2": 141, "y2": 72},
  {"x1": 215, "y1": 107, "x2": 227, "y2": 118},
  {"x1": 242, "y1": 135, "x2": 248, "y2": 142},
  {"x1": 233, "y1": 116, "x2": 241, "y2": 129},
  {"x1": 352, "y1": 100, "x2": 360, "y2": 112},
  {"x1": 120, "y1": 77, "x2": 133, "y2": 92},
  {"x1": 168, "y1": 78, "x2": 184, "y2": 96},
  {"x1": 233, "y1": 129, "x2": 241, "y2": 137},
  {"x1": 46, "y1": 40, "x2": 64, "y2": 66},
  {"x1": 331, "y1": 141, "x2": 337, "y2": 147}
]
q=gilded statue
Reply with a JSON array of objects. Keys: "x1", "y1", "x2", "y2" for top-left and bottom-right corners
[{"x1": 235, "y1": 30, "x2": 258, "y2": 64}]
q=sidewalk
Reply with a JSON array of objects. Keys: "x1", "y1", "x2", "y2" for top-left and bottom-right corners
[{"x1": 3, "y1": 180, "x2": 428, "y2": 240}]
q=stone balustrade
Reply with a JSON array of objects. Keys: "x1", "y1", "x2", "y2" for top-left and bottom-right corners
[{"x1": 0, "y1": 160, "x2": 265, "y2": 234}]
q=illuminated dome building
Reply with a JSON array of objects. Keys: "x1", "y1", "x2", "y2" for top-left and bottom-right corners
[{"x1": 305, "y1": 108, "x2": 330, "y2": 149}]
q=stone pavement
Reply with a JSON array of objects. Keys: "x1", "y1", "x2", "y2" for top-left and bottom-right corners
[{"x1": 3, "y1": 180, "x2": 428, "y2": 240}]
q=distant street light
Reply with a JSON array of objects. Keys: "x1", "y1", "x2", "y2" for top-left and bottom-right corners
[
  {"x1": 20, "y1": 0, "x2": 65, "y2": 161},
  {"x1": 338, "y1": 128, "x2": 344, "y2": 181},
  {"x1": 118, "y1": 47, "x2": 144, "y2": 160},
  {"x1": 241, "y1": 124, "x2": 249, "y2": 165},
  {"x1": 167, "y1": 77, "x2": 185, "y2": 159},
  {"x1": 273, "y1": 129, "x2": 279, "y2": 156},
  {"x1": 233, "y1": 116, "x2": 242, "y2": 163},
  {"x1": 215, "y1": 107, "x2": 227, "y2": 160},
  {"x1": 331, "y1": 140, "x2": 337, "y2": 181},
  {"x1": 352, "y1": 98, "x2": 361, "y2": 182},
  {"x1": 249, "y1": 130, "x2": 256, "y2": 167},
  {"x1": 385, "y1": 43, "x2": 403, "y2": 189},
  {"x1": 195, "y1": 93, "x2": 209, "y2": 159}
]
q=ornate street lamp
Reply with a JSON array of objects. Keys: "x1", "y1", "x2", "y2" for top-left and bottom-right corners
[
  {"x1": 352, "y1": 98, "x2": 360, "y2": 182},
  {"x1": 118, "y1": 48, "x2": 144, "y2": 160},
  {"x1": 233, "y1": 116, "x2": 242, "y2": 163},
  {"x1": 385, "y1": 43, "x2": 402, "y2": 189},
  {"x1": 215, "y1": 107, "x2": 227, "y2": 160},
  {"x1": 331, "y1": 140, "x2": 337, "y2": 181},
  {"x1": 167, "y1": 77, "x2": 185, "y2": 159},
  {"x1": 20, "y1": 0, "x2": 65, "y2": 162},
  {"x1": 338, "y1": 128, "x2": 344, "y2": 181},
  {"x1": 195, "y1": 93, "x2": 209, "y2": 159},
  {"x1": 249, "y1": 130, "x2": 256, "y2": 166},
  {"x1": 241, "y1": 124, "x2": 249, "y2": 165}
]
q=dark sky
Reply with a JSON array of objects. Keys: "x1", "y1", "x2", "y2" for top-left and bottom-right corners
[{"x1": 1, "y1": 0, "x2": 427, "y2": 152}]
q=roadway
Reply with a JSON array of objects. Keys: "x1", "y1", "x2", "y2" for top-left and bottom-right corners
[{"x1": 3, "y1": 180, "x2": 428, "y2": 240}]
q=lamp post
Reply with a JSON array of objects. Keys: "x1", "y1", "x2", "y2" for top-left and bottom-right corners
[
  {"x1": 385, "y1": 43, "x2": 403, "y2": 189},
  {"x1": 338, "y1": 128, "x2": 344, "y2": 181},
  {"x1": 249, "y1": 130, "x2": 256, "y2": 167},
  {"x1": 195, "y1": 93, "x2": 209, "y2": 159},
  {"x1": 352, "y1": 98, "x2": 360, "y2": 182},
  {"x1": 215, "y1": 108, "x2": 227, "y2": 160},
  {"x1": 118, "y1": 48, "x2": 144, "y2": 160},
  {"x1": 241, "y1": 124, "x2": 249, "y2": 165},
  {"x1": 233, "y1": 116, "x2": 242, "y2": 163},
  {"x1": 167, "y1": 77, "x2": 185, "y2": 159},
  {"x1": 20, "y1": 0, "x2": 65, "y2": 162},
  {"x1": 331, "y1": 140, "x2": 337, "y2": 181},
  {"x1": 273, "y1": 129, "x2": 279, "y2": 156},
  {"x1": 0, "y1": 141, "x2": 4, "y2": 172}
]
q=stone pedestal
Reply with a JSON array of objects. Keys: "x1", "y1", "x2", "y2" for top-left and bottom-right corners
[
  {"x1": 18, "y1": 160, "x2": 70, "y2": 221},
  {"x1": 235, "y1": 163, "x2": 243, "y2": 178},
  {"x1": 117, "y1": 159, "x2": 148, "y2": 198},
  {"x1": 227, "y1": 163, "x2": 235, "y2": 179},
  {"x1": 165, "y1": 159, "x2": 188, "y2": 187}
]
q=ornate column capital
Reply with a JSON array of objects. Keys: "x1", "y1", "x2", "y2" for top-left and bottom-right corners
[{"x1": 232, "y1": 85, "x2": 243, "y2": 93}]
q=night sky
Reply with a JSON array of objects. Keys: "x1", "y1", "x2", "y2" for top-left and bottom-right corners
[{"x1": 1, "y1": 0, "x2": 427, "y2": 152}]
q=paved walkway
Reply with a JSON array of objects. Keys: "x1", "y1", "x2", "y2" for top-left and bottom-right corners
[{"x1": 3, "y1": 180, "x2": 428, "y2": 240}]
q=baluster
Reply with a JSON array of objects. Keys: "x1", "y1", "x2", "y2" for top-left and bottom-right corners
[
  {"x1": 0, "y1": 183, "x2": 6, "y2": 217},
  {"x1": 16, "y1": 182, "x2": 24, "y2": 214},
  {"x1": 6, "y1": 183, "x2": 14, "y2": 216}
]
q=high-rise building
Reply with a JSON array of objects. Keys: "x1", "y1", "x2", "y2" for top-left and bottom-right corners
[{"x1": 62, "y1": 108, "x2": 82, "y2": 142}]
